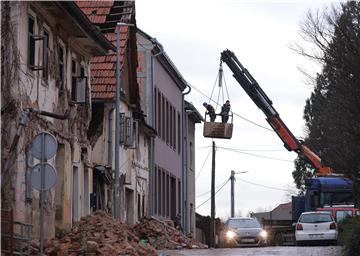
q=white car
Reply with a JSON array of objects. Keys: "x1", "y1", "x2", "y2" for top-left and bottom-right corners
[{"x1": 295, "y1": 211, "x2": 338, "y2": 246}]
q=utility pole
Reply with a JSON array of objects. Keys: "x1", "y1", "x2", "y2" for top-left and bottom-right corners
[
  {"x1": 210, "y1": 141, "x2": 216, "y2": 248},
  {"x1": 114, "y1": 22, "x2": 133, "y2": 220},
  {"x1": 230, "y1": 170, "x2": 235, "y2": 218},
  {"x1": 229, "y1": 170, "x2": 247, "y2": 218}
]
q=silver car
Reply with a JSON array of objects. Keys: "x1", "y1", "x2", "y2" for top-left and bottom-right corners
[
  {"x1": 295, "y1": 211, "x2": 338, "y2": 245},
  {"x1": 220, "y1": 217, "x2": 267, "y2": 247}
]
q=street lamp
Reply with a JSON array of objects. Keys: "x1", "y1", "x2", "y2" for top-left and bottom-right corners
[
  {"x1": 114, "y1": 22, "x2": 134, "y2": 220},
  {"x1": 230, "y1": 170, "x2": 248, "y2": 217}
]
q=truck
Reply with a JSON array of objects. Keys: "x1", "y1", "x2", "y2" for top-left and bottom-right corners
[{"x1": 220, "y1": 49, "x2": 355, "y2": 245}]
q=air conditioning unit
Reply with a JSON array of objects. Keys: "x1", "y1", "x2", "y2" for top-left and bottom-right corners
[
  {"x1": 119, "y1": 114, "x2": 138, "y2": 149},
  {"x1": 71, "y1": 76, "x2": 88, "y2": 104}
]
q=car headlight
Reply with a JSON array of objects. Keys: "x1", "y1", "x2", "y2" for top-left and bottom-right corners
[
  {"x1": 226, "y1": 230, "x2": 236, "y2": 240},
  {"x1": 260, "y1": 230, "x2": 267, "y2": 238}
]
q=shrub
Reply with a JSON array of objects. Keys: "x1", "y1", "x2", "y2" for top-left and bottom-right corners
[{"x1": 339, "y1": 217, "x2": 360, "y2": 256}]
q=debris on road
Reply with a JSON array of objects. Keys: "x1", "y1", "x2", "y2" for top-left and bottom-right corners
[
  {"x1": 28, "y1": 212, "x2": 206, "y2": 255},
  {"x1": 29, "y1": 211, "x2": 158, "y2": 256},
  {"x1": 134, "y1": 217, "x2": 208, "y2": 250}
]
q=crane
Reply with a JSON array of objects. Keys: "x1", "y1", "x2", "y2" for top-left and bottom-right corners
[{"x1": 220, "y1": 49, "x2": 332, "y2": 175}]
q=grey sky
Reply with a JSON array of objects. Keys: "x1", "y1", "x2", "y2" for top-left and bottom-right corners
[{"x1": 136, "y1": 0, "x2": 336, "y2": 218}]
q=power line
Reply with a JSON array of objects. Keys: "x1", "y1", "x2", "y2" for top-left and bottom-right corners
[
  {"x1": 196, "y1": 179, "x2": 230, "y2": 209},
  {"x1": 196, "y1": 177, "x2": 230, "y2": 198},
  {"x1": 236, "y1": 177, "x2": 294, "y2": 192},
  {"x1": 195, "y1": 148, "x2": 212, "y2": 181},
  {"x1": 218, "y1": 146, "x2": 293, "y2": 163},
  {"x1": 188, "y1": 83, "x2": 273, "y2": 131},
  {"x1": 196, "y1": 145, "x2": 285, "y2": 152}
]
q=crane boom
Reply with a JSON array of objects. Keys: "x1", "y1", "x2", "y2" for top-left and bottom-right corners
[{"x1": 220, "y1": 49, "x2": 332, "y2": 175}]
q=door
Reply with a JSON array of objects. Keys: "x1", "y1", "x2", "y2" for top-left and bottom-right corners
[{"x1": 72, "y1": 166, "x2": 79, "y2": 223}]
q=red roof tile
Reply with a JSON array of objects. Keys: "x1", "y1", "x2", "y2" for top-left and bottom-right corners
[{"x1": 76, "y1": 1, "x2": 134, "y2": 99}]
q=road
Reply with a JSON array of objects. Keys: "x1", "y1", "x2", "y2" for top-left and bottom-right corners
[{"x1": 160, "y1": 246, "x2": 342, "y2": 256}]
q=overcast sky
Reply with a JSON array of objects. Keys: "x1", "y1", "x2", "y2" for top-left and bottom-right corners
[{"x1": 136, "y1": 0, "x2": 336, "y2": 218}]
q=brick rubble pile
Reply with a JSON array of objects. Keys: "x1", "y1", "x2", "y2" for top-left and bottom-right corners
[
  {"x1": 28, "y1": 212, "x2": 207, "y2": 255},
  {"x1": 133, "y1": 217, "x2": 208, "y2": 250},
  {"x1": 29, "y1": 211, "x2": 157, "y2": 256}
]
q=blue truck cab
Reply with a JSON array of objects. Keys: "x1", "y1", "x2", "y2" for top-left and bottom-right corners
[{"x1": 292, "y1": 177, "x2": 353, "y2": 222}]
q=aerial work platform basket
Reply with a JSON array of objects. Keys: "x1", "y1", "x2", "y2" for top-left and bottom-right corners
[
  {"x1": 202, "y1": 60, "x2": 233, "y2": 139},
  {"x1": 203, "y1": 113, "x2": 233, "y2": 139}
]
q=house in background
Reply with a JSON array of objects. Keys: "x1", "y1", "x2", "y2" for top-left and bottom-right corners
[
  {"x1": 137, "y1": 29, "x2": 186, "y2": 224},
  {"x1": 137, "y1": 29, "x2": 203, "y2": 237},
  {"x1": 1, "y1": 0, "x2": 114, "y2": 241},
  {"x1": 184, "y1": 101, "x2": 204, "y2": 235},
  {"x1": 77, "y1": 1, "x2": 155, "y2": 225}
]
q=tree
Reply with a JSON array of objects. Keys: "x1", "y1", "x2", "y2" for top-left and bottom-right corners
[{"x1": 292, "y1": 2, "x2": 360, "y2": 206}]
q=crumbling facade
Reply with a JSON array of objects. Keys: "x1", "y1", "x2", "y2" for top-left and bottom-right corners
[
  {"x1": 1, "y1": 1, "x2": 113, "y2": 241},
  {"x1": 77, "y1": 1, "x2": 155, "y2": 225}
]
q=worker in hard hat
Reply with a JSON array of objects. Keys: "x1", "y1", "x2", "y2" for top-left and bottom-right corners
[{"x1": 203, "y1": 102, "x2": 216, "y2": 122}]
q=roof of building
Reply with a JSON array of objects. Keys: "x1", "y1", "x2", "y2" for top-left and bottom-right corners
[
  {"x1": 185, "y1": 101, "x2": 204, "y2": 123},
  {"x1": 76, "y1": 1, "x2": 136, "y2": 100},
  {"x1": 137, "y1": 28, "x2": 188, "y2": 92},
  {"x1": 272, "y1": 202, "x2": 292, "y2": 212},
  {"x1": 59, "y1": 1, "x2": 115, "y2": 54}
]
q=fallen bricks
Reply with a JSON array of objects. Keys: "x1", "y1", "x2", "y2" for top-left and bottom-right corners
[
  {"x1": 28, "y1": 211, "x2": 207, "y2": 255},
  {"x1": 133, "y1": 217, "x2": 208, "y2": 250},
  {"x1": 28, "y1": 211, "x2": 158, "y2": 256}
]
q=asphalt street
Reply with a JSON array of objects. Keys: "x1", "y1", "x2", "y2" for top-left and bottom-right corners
[{"x1": 160, "y1": 246, "x2": 342, "y2": 256}]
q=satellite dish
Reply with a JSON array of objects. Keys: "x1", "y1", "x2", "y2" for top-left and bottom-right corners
[
  {"x1": 30, "y1": 163, "x2": 57, "y2": 191},
  {"x1": 31, "y1": 132, "x2": 58, "y2": 160}
]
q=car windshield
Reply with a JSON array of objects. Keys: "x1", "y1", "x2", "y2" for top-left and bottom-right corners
[
  {"x1": 300, "y1": 213, "x2": 333, "y2": 223},
  {"x1": 228, "y1": 219, "x2": 261, "y2": 228}
]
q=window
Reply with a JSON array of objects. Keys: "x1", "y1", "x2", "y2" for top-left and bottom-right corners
[
  {"x1": 137, "y1": 193, "x2": 141, "y2": 219},
  {"x1": 42, "y1": 29, "x2": 49, "y2": 81},
  {"x1": 72, "y1": 59, "x2": 77, "y2": 75},
  {"x1": 157, "y1": 91, "x2": 161, "y2": 137},
  {"x1": 166, "y1": 100, "x2": 169, "y2": 144},
  {"x1": 336, "y1": 210, "x2": 353, "y2": 222},
  {"x1": 162, "y1": 171, "x2": 165, "y2": 216},
  {"x1": 154, "y1": 166, "x2": 158, "y2": 215},
  {"x1": 28, "y1": 16, "x2": 35, "y2": 67},
  {"x1": 177, "y1": 112, "x2": 181, "y2": 154},
  {"x1": 162, "y1": 95, "x2": 165, "y2": 141},
  {"x1": 166, "y1": 173, "x2": 170, "y2": 217},
  {"x1": 190, "y1": 142, "x2": 193, "y2": 167},
  {"x1": 178, "y1": 180, "x2": 181, "y2": 215},
  {"x1": 173, "y1": 108, "x2": 176, "y2": 150},
  {"x1": 154, "y1": 88, "x2": 157, "y2": 130},
  {"x1": 170, "y1": 105, "x2": 173, "y2": 147},
  {"x1": 80, "y1": 66, "x2": 85, "y2": 77},
  {"x1": 58, "y1": 45, "x2": 64, "y2": 83},
  {"x1": 158, "y1": 168, "x2": 162, "y2": 215},
  {"x1": 71, "y1": 60, "x2": 88, "y2": 104}
]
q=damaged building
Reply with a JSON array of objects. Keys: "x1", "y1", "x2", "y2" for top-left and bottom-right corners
[
  {"x1": 76, "y1": 1, "x2": 156, "y2": 225},
  {"x1": 1, "y1": 0, "x2": 114, "y2": 243},
  {"x1": 1, "y1": 1, "x2": 203, "y2": 251}
]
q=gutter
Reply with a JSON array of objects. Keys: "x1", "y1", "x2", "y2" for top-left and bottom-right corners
[{"x1": 182, "y1": 85, "x2": 191, "y2": 234}]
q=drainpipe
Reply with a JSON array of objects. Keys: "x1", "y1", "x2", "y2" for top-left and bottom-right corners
[
  {"x1": 182, "y1": 85, "x2": 191, "y2": 234},
  {"x1": 107, "y1": 108, "x2": 114, "y2": 167}
]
